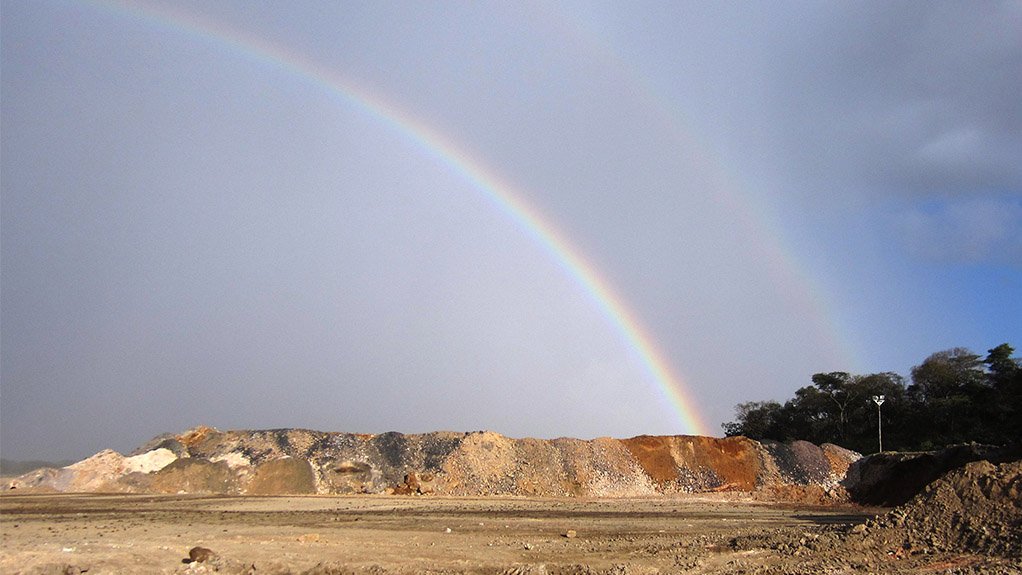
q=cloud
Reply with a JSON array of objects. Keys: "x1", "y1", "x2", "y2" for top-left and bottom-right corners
[
  {"x1": 900, "y1": 197, "x2": 1022, "y2": 265},
  {"x1": 768, "y1": 1, "x2": 1022, "y2": 198}
]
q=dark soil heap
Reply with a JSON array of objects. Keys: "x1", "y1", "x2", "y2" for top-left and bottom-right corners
[
  {"x1": 869, "y1": 459, "x2": 1022, "y2": 557},
  {"x1": 844, "y1": 443, "x2": 1022, "y2": 506},
  {"x1": 719, "y1": 458, "x2": 1022, "y2": 573}
]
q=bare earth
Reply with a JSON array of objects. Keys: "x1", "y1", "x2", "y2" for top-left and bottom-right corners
[{"x1": 2, "y1": 492, "x2": 1016, "y2": 574}]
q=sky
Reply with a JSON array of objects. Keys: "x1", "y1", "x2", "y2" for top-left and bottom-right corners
[{"x1": 2, "y1": 0, "x2": 1020, "y2": 461}]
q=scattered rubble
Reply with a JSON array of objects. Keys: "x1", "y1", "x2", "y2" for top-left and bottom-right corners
[{"x1": 4, "y1": 479, "x2": 1021, "y2": 574}]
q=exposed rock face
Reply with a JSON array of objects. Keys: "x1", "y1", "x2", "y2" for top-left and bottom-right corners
[{"x1": 4, "y1": 427, "x2": 861, "y2": 497}]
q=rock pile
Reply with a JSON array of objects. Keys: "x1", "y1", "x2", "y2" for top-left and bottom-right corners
[
  {"x1": 721, "y1": 457, "x2": 1022, "y2": 571},
  {"x1": 4, "y1": 426, "x2": 860, "y2": 498},
  {"x1": 843, "y1": 442, "x2": 1022, "y2": 506},
  {"x1": 861, "y1": 459, "x2": 1022, "y2": 557},
  {"x1": 2, "y1": 448, "x2": 178, "y2": 492}
]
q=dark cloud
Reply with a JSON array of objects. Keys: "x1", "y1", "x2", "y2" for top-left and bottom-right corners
[{"x1": 769, "y1": 1, "x2": 1022, "y2": 197}]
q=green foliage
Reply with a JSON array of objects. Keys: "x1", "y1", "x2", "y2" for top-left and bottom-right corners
[
  {"x1": 720, "y1": 401, "x2": 782, "y2": 438},
  {"x1": 984, "y1": 343, "x2": 1022, "y2": 439},
  {"x1": 722, "y1": 343, "x2": 1021, "y2": 453}
]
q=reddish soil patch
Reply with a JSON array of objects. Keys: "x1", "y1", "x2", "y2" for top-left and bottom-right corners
[
  {"x1": 675, "y1": 436, "x2": 761, "y2": 490},
  {"x1": 621, "y1": 436, "x2": 762, "y2": 490},
  {"x1": 620, "y1": 435, "x2": 679, "y2": 484},
  {"x1": 176, "y1": 426, "x2": 219, "y2": 449}
]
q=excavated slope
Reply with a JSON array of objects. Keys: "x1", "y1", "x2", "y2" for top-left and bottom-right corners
[{"x1": 4, "y1": 427, "x2": 859, "y2": 497}]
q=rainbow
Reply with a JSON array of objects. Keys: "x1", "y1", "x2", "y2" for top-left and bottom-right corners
[
  {"x1": 533, "y1": 5, "x2": 857, "y2": 373},
  {"x1": 85, "y1": 0, "x2": 721, "y2": 436}
]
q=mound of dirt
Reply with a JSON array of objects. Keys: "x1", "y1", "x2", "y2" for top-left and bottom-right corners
[
  {"x1": 866, "y1": 459, "x2": 1022, "y2": 557},
  {"x1": 1, "y1": 467, "x2": 61, "y2": 492},
  {"x1": 5, "y1": 427, "x2": 862, "y2": 498},
  {"x1": 622, "y1": 435, "x2": 764, "y2": 491},
  {"x1": 148, "y1": 458, "x2": 238, "y2": 494},
  {"x1": 759, "y1": 440, "x2": 834, "y2": 485},
  {"x1": 40, "y1": 448, "x2": 175, "y2": 492},
  {"x1": 843, "y1": 443, "x2": 1021, "y2": 506},
  {"x1": 245, "y1": 457, "x2": 317, "y2": 495}
]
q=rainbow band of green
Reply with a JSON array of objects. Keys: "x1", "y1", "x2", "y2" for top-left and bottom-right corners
[{"x1": 92, "y1": 0, "x2": 714, "y2": 436}]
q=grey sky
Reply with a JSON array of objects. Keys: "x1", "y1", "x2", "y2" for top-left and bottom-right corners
[{"x1": 2, "y1": 0, "x2": 1020, "y2": 460}]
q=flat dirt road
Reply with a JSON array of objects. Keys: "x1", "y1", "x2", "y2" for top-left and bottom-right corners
[{"x1": 0, "y1": 493, "x2": 1011, "y2": 574}]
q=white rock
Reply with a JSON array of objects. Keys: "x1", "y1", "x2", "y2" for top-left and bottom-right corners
[
  {"x1": 211, "y1": 451, "x2": 251, "y2": 469},
  {"x1": 124, "y1": 448, "x2": 177, "y2": 474}
]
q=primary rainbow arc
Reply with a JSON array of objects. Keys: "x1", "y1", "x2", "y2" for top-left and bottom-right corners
[{"x1": 94, "y1": 0, "x2": 714, "y2": 436}]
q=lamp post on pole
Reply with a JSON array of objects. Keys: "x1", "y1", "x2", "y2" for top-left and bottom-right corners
[{"x1": 872, "y1": 395, "x2": 885, "y2": 453}]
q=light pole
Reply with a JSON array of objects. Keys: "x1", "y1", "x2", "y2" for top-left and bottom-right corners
[{"x1": 872, "y1": 395, "x2": 885, "y2": 453}]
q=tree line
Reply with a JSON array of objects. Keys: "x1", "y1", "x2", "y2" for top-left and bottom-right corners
[{"x1": 722, "y1": 344, "x2": 1022, "y2": 454}]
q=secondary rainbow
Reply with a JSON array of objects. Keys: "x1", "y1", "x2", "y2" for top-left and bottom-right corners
[
  {"x1": 532, "y1": 4, "x2": 858, "y2": 373},
  {"x1": 91, "y1": 0, "x2": 714, "y2": 436}
]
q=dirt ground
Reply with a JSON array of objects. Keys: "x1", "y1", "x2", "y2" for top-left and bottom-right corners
[{"x1": 2, "y1": 493, "x2": 1017, "y2": 574}]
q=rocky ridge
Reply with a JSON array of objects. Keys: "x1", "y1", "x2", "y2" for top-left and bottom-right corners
[{"x1": 4, "y1": 426, "x2": 858, "y2": 498}]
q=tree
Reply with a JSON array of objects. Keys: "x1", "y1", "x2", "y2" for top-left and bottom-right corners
[
  {"x1": 984, "y1": 343, "x2": 1022, "y2": 439},
  {"x1": 847, "y1": 372, "x2": 907, "y2": 452},
  {"x1": 721, "y1": 401, "x2": 782, "y2": 439},
  {"x1": 984, "y1": 343, "x2": 1019, "y2": 381},
  {"x1": 722, "y1": 343, "x2": 1019, "y2": 451},
  {"x1": 783, "y1": 385, "x2": 837, "y2": 444},
  {"x1": 909, "y1": 348, "x2": 985, "y2": 400},
  {"x1": 908, "y1": 348, "x2": 994, "y2": 445},
  {"x1": 810, "y1": 372, "x2": 854, "y2": 442}
]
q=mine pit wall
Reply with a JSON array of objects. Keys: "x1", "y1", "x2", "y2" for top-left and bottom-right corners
[{"x1": 6, "y1": 427, "x2": 861, "y2": 497}]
